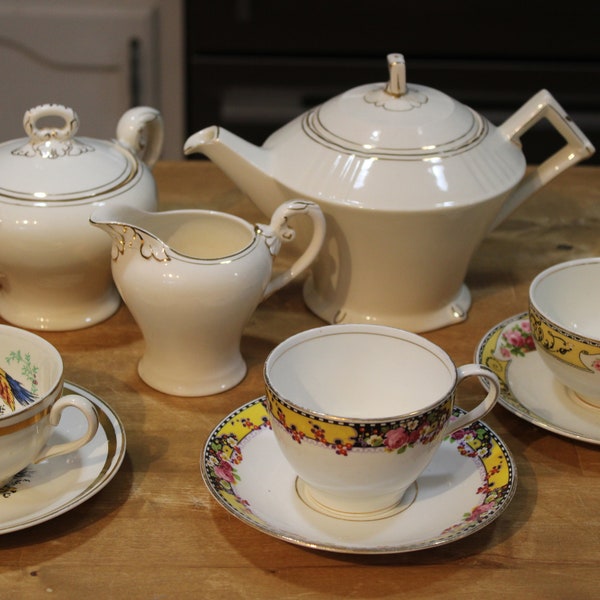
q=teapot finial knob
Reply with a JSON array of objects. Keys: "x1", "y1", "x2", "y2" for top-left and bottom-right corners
[{"x1": 385, "y1": 53, "x2": 407, "y2": 97}]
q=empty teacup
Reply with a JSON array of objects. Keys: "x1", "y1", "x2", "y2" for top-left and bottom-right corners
[
  {"x1": 529, "y1": 257, "x2": 600, "y2": 408},
  {"x1": 91, "y1": 200, "x2": 325, "y2": 396},
  {"x1": 0, "y1": 324, "x2": 99, "y2": 486},
  {"x1": 263, "y1": 324, "x2": 500, "y2": 520}
]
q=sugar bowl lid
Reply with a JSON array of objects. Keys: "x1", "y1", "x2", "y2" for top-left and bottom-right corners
[
  {"x1": 304, "y1": 53, "x2": 487, "y2": 158},
  {"x1": 0, "y1": 104, "x2": 138, "y2": 202}
]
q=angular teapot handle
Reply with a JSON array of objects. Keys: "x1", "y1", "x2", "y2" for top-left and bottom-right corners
[
  {"x1": 116, "y1": 106, "x2": 164, "y2": 169},
  {"x1": 491, "y1": 89, "x2": 595, "y2": 229},
  {"x1": 259, "y1": 200, "x2": 326, "y2": 300}
]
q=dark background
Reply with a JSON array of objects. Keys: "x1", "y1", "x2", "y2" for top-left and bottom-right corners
[{"x1": 185, "y1": 1, "x2": 600, "y2": 164}]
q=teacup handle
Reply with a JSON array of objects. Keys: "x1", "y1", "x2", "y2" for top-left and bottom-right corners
[
  {"x1": 34, "y1": 395, "x2": 99, "y2": 463},
  {"x1": 260, "y1": 200, "x2": 326, "y2": 299},
  {"x1": 442, "y1": 364, "x2": 500, "y2": 436}
]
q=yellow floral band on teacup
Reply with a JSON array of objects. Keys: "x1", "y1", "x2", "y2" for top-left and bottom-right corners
[
  {"x1": 529, "y1": 305, "x2": 600, "y2": 373},
  {"x1": 264, "y1": 386, "x2": 453, "y2": 456}
]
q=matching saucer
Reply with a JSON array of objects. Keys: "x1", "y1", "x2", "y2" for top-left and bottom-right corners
[
  {"x1": 201, "y1": 397, "x2": 517, "y2": 554},
  {"x1": 476, "y1": 313, "x2": 600, "y2": 445},
  {"x1": 0, "y1": 382, "x2": 126, "y2": 534}
]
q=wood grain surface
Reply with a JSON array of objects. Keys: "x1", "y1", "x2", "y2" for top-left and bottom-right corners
[{"x1": 1, "y1": 161, "x2": 599, "y2": 599}]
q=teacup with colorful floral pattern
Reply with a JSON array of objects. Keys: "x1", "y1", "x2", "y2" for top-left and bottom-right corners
[{"x1": 264, "y1": 324, "x2": 500, "y2": 520}]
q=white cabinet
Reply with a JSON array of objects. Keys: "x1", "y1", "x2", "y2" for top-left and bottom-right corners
[{"x1": 0, "y1": 0, "x2": 183, "y2": 158}]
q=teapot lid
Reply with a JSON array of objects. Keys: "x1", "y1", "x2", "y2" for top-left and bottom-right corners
[
  {"x1": 0, "y1": 104, "x2": 138, "y2": 202},
  {"x1": 304, "y1": 54, "x2": 486, "y2": 158}
]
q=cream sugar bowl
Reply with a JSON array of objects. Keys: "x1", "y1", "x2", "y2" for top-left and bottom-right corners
[
  {"x1": 185, "y1": 52, "x2": 595, "y2": 333},
  {"x1": 0, "y1": 103, "x2": 163, "y2": 331},
  {"x1": 529, "y1": 258, "x2": 600, "y2": 408}
]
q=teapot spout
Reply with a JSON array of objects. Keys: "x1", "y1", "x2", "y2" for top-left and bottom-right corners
[{"x1": 183, "y1": 126, "x2": 284, "y2": 217}]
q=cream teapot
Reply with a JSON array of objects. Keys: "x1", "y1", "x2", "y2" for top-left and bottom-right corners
[
  {"x1": 184, "y1": 53, "x2": 595, "y2": 332},
  {"x1": 0, "y1": 103, "x2": 163, "y2": 330}
]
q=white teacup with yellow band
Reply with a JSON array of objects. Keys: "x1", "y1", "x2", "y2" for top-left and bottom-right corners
[
  {"x1": 529, "y1": 257, "x2": 600, "y2": 408},
  {"x1": 0, "y1": 324, "x2": 99, "y2": 485},
  {"x1": 264, "y1": 324, "x2": 500, "y2": 521}
]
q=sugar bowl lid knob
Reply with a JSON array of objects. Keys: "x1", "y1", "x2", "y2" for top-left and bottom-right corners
[{"x1": 23, "y1": 104, "x2": 79, "y2": 143}]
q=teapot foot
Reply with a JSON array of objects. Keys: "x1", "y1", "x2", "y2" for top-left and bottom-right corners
[{"x1": 302, "y1": 280, "x2": 471, "y2": 334}]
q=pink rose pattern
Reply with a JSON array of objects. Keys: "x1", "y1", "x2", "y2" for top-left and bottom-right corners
[
  {"x1": 273, "y1": 399, "x2": 453, "y2": 457},
  {"x1": 441, "y1": 423, "x2": 512, "y2": 538},
  {"x1": 498, "y1": 319, "x2": 535, "y2": 359},
  {"x1": 205, "y1": 404, "x2": 271, "y2": 498},
  {"x1": 355, "y1": 402, "x2": 450, "y2": 453}
]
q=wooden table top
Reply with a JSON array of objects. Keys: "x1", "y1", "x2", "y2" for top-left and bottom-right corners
[{"x1": 1, "y1": 161, "x2": 599, "y2": 599}]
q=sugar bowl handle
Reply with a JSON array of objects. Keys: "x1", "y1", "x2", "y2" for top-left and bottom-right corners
[{"x1": 116, "y1": 106, "x2": 164, "y2": 169}]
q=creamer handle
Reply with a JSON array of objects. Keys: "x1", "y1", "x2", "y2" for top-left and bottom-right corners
[
  {"x1": 116, "y1": 106, "x2": 164, "y2": 169},
  {"x1": 259, "y1": 200, "x2": 326, "y2": 300},
  {"x1": 491, "y1": 89, "x2": 595, "y2": 230}
]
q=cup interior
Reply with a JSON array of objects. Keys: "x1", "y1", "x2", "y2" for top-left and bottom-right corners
[
  {"x1": 265, "y1": 326, "x2": 455, "y2": 420},
  {"x1": 530, "y1": 259, "x2": 600, "y2": 340},
  {"x1": 0, "y1": 325, "x2": 62, "y2": 416}
]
